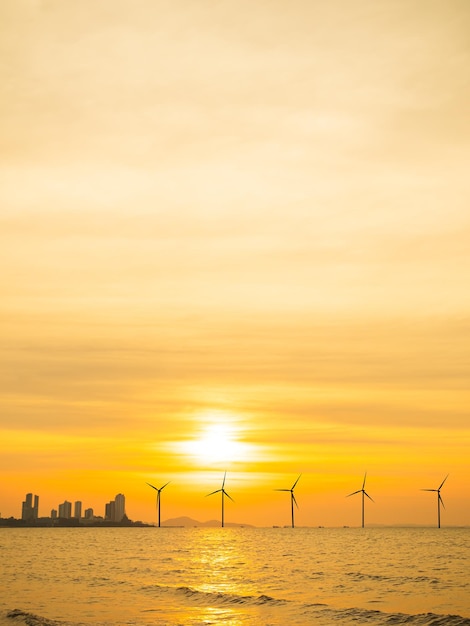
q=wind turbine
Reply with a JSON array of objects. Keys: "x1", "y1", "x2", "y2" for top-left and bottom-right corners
[
  {"x1": 347, "y1": 473, "x2": 374, "y2": 528},
  {"x1": 146, "y1": 481, "x2": 170, "y2": 527},
  {"x1": 275, "y1": 474, "x2": 301, "y2": 528},
  {"x1": 421, "y1": 475, "x2": 448, "y2": 528},
  {"x1": 206, "y1": 472, "x2": 234, "y2": 527}
]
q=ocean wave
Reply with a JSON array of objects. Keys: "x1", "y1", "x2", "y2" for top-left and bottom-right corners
[
  {"x1": 5, "y1": 609, "x2": 61, "y2": 626},
  {"x1": 4, "y1": 605, "x2": 470, "y2": 626},
  {"x1": 143, "y1": 583, "x2": 288, "y2": 606},
  {"x1": 344, "y1": 570, "x2": 443, "y2": 586},
  {"x1": 139, "y1": 585, "x2": 470, "y2": 625},
  {"x1": 303, "y1": 605, "x2": 470, "y2": 626}
]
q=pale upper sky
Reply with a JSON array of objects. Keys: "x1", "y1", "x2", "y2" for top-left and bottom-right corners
[{"x1": 1, "y1": 0, "x2": 469, "y2": 526}]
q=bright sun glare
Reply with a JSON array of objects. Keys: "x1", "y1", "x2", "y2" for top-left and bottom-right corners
[{"x1": 180, "y1": 413, "x2": 251, "y2": 465}]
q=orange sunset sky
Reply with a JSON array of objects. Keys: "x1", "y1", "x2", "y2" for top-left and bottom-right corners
[{"x1": 1, "y1": 0, "x2": 469, "y2": 527}]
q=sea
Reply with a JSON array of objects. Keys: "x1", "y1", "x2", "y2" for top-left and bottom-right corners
[{"x1": 0, "y1": 527, "x2": 469, "y2": 626}]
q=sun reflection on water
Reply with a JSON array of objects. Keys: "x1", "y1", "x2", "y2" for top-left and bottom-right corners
[
  {"x1": 192, "y1": 530, "x2": 255, "y2": 596},
  {"x1": 175, "y1": 530, "x2": 263, "y2": 625},
  {"x1": 194, "y1": 605, "x2": 246, "y2": 625}
]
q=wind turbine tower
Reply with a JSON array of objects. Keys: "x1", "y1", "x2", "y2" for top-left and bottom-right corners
[
  {"x1": 206, "y1": 472, "x2": 234, "y2": 527},
  {"x1": 275, "y1": 474, "x2": 301, "y2": 528},
  {"x1": 147, "y1": 481, "x2": 170, "y2": 527},
  {"x1": 347, "y1": 473, "x2": 374, "y2": 528},
  {"x1": 421, "y1": 475, "x2": 448, "y2": 528}
]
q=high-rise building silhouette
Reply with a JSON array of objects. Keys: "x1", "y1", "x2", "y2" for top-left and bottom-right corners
[
  {"x1": 74, "y1": 501, "x2": 82, "y2": 519},
  {"x1": 105, "y1": 500, "x2": 115, "y2": 521},
  {"x1": 21, "y1": 493, "x2": 39, "y2": 521},
  {"x1": 114, "y1": 494, "x2": 125, "y2": 522},
  {"x1": 105, "y1": 494, "x2": 126, "y2": 522},
  {"x1": 58, "y1": 501, "x2": 72, "y2": 519}
]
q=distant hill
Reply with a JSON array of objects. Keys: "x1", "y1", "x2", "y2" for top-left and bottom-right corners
[{"x1": 161, "y1": 516, "x2": 254, "y2": 528}]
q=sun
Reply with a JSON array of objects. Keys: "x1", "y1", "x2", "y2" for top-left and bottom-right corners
[
  {"x1": 179, "y1": 412, "x2": 252, "y2": 465},
  {"x1": 190, "y1": 424, "x2": 241, "y2": 463}
]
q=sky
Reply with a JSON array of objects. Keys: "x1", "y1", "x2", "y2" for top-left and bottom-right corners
[{"x1": 1, "y1": 0, "x2": 469, "y2": 527}]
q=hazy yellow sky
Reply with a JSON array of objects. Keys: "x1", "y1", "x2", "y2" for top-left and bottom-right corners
[{"x1": 1, "y1": 0, "x2": 469, "y2": 526}]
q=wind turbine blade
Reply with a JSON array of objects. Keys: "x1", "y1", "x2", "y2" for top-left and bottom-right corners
[
  {"x1": 222, "y1": 471, "x2": 227, "y2": 488},
  {"x1": 364, "y1": 491, "x2": 374, "y2": 502},
  {"x1": 347, "y1": 490, "x2": 361, "y2": 497},
  {"x1": 439, "y1": 494, "x2": 445, "y2": 509},
  {"x1": 439, "y1": 475, "x2": 449, "y2": 490},
  {"x1": 292, "y1": 474, "x2": 302, "y2": 489},
  {"x1": 292, "y1": 493, "x2": 299, "y2": 509},
  {"x1": 224, "y1": 490, "x2": 235, "y2": 503},
  {"x1": 421, "y1": 489, "x2": 437, "y2": 492},
  {"x1": 362, "y1": 472, "x2": 367, "y2": 489},
  {"x1": 274, "y1": 489, "x2": 290, "y2": 492},
  {"x1": 146, "y1": 483, "x2": 158, "y2": 491},
  {"x1": 206, "y1": 489, "x2": 222, "y2": 497},
  {"x1": 160, "y1": 481, "x2": 171, "y2": 491}
]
